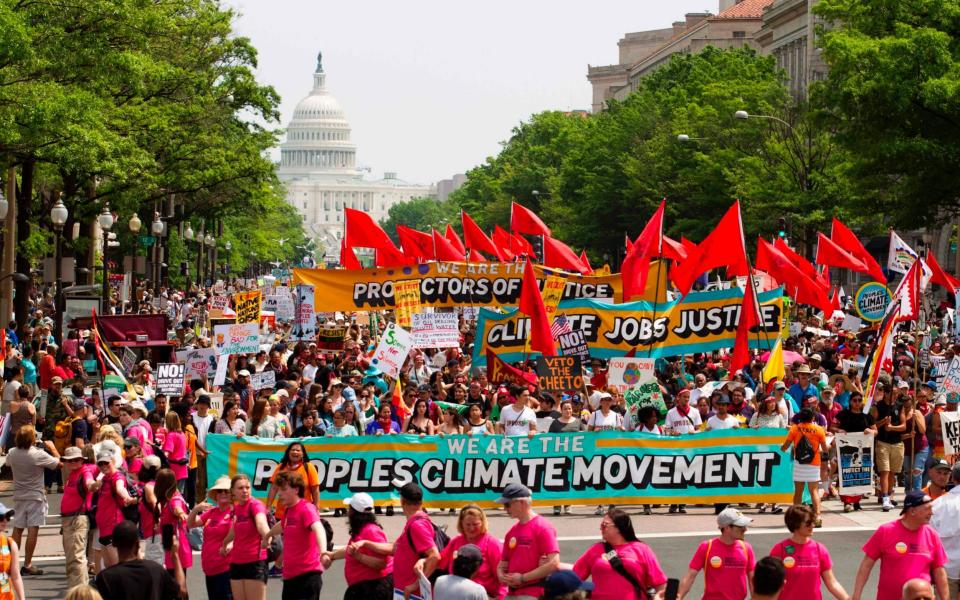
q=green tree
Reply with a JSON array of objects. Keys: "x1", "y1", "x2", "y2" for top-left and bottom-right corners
[{"x1": 379, "y1": 196, "x2": 457, "y2": 244}]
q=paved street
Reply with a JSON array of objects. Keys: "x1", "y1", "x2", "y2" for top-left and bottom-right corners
[{"x1": 12, "y1": 485, "x2": 886, "y2": 599}]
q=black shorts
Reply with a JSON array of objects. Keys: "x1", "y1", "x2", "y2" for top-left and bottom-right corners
[
  {"x1": 230, "y1": 560, "x2": 268, "y2": 583},
  {"x1": 98, "y1": 535, "x2": 113, "y2": 547},
  {"x1": 344, "y1": 575, "x2": 393, "y2": 600},
  {"x1": 282, "y1": 570, "x2": 323, "y2": 600}
]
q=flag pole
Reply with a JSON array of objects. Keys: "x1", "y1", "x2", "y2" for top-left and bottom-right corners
[{"x1": 646, "y1": 258, "x2": 664, "y2": 358}]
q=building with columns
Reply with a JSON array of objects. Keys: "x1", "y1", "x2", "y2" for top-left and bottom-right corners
[{"x1": 278, "y1": 53, "x2": 433, "y2": 261}]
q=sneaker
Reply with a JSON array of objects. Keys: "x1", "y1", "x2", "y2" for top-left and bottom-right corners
[
  {"x1": 843, "y1": 503, "x2": 854, "y2": 513},
  {"x1": 386, "y1": 506, "x2": 395, "y2": 516},
  {"x1": 553, "y1": 506, "x2": 562, "y2": 516},
  {"x1": 643, "y1": 505, "x2": 652, "y2": 515},
  {"x1": 594, "y1": 505, "x2": 604, "y2": 515},
  {"x1": 668, "y1": 505, "x2": 677, "y2": 514},
  {"x1": 563, "y1": 506, "x2": 572, "y2": 515},
  {"x1": 854, "y1": 502, "x2": 862, "y2": 511},
  {"x1": 770, "y1": 505, "x2": 783, "y2": 514},
  {"x1": 678, "y1": 505, "x2": 688, "y2": 514},
  {"x1": 268, "y1": 565, "x2": 282, "y2": 578},
  {"x1": 890, "y1": 498, "x2": 899, "y2": 507},
  {"x1": 882, "y1": 496, "x2": 893, "y2": 512}
]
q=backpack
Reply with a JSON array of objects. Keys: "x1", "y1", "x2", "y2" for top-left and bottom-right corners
[
  {"x1": 54, "y1": 417, "x2": 80, "y2": 454},
  {"x1": 794, "y1": 432, "x2": 816, "y2": 464},
  {"x1": 109, "y1": 469, "x2": 142, "y2": 526},
  {"x1": 320, "y1": 517, "x2": 335, "y2": 552},
  {"x1": 406, "y1": 513, "x2": 450, "y2": 584}
]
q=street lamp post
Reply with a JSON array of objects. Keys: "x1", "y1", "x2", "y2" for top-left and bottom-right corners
[
  {"x1": 204, "y1": 233, "x2": 215, "y2": 287},
  {"x1": 224, "y1": 240, "x2": 232, "y2": 280},
  {"x1": 128, "y1": 213, "x2": 142, "y2": 314},
  {"x1": 98, "y1": 204, "x2": 114, "y2": 311},
  {"x1": 50, "y1": 194, "x2": 68, "y2": 343},
  {"x1": 151, "y1": 213, "x2": 163, "y2": 291}
]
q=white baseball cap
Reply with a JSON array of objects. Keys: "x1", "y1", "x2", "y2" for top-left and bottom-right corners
[{"x1": 343, "y1": 492, "x2": 374, "y2": 513}]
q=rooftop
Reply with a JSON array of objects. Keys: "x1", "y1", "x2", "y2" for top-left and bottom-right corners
[{"x1": 711, "y1": 0, "x2": 775, "y2": 19}]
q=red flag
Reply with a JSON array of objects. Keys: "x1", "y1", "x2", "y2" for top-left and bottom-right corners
[
  {"x1": 445, "y1": 224, "x2": 466, "y2": 255},
  {"x1": 492, "y1": 226, "x2": 516, "y2": 261},
  {"x1": 891, "y1": 258, "x2": 924, "y2": 322},
  {"x1": 830, "y1": 288, "x2": 842, "y2": 313},
  {"x1": 511, "y1": 201, "x2": 552, "y2": 237},
  {"x1": 543, "y1": 236, "x2": 589, "y2": 274},
  {"x1": 831, "y1": 218, "x2": 886, "y2": 282},
  {"x1": 624, "y1": 347, "x2": 637, "y2": 358},
  {"x1": 340, "y1": 239, "x2": 362, "y2": 270},
  {"x1": 731, "y1": 280, "x2": 759, "y2": 373},
  {"x1": 774, "y1": 238, "x2": 818, "y2": 279},
  {"x1": 622, "y1": 200, "x2": 665, "y2": 299},
  {"x1": 925, "y1": 252, "x2": 959, "y2": 289},
  {"x1": 512, "y1": 233, "x2": 535, "y2": 258},
  {"x1": 662, "y1": 235, "x2": 687, "y2": 262},
  {"x1": 397, "y1": 225, "x2": 434, "y2": 262},
  {"x1": 519, "y1": 259, "x2": 557, "y2": 357},
  {"x1": 625, "y1": 235, "x2": 634, "y2": 254},
  {"x1": 816, "y1": 232, "x2": 868, "y2": 273},
  {"x1": 391, "y1": 379, "x2": 411, "y2": 422},
  {"x1": 579, "y1": 250, "x2": 593, "y2": 275},
  {"x1": 345, "y1": 207, "x2": 397, "y2": 252},
  {"x1": 756, "y1": 238, "x2": 832, "y2": 315},
  {"x1": 462, "y1": 211, "x2": 504, "y2": 260},
  {"x1": 374, "y1": 243, "x2": 411, "y2": 268},
  {"x1": 468, "y1": 249, "x2": 487, "y2": 262},
  {"x1": 486, "y1": 349, "x2": 537, "y2": 385},
  {"x1": 432, "y1": 229, "x2": 465, "y2": 261},
  {"x1": 672, "y1": 201, "x2": 749, "y2": 295}
]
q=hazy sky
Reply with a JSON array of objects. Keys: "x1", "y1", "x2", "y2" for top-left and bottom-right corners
[{"x1": 227, "y1": 0, "x2": 718, "y2": 184}]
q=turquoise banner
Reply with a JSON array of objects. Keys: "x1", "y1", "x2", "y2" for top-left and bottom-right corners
[{"x1": 206, "y1": 430, "x2": 794, "y2": 508}]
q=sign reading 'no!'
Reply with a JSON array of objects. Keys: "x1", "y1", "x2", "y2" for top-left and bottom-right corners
[{"x1": 156, "y1": 363, "x2": 186, "y2": 396}]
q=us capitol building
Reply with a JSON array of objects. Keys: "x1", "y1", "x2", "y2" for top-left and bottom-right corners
[{"x1": 278, "y1": 52, "x2": 434, "y2": 262}]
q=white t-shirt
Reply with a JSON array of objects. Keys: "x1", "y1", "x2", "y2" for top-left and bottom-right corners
[
  {"x1": 302, "y1": 363, "x2": 318, "y2": 382},
  {"x1": 706, "y1": 414, "x2": 740, "y2": 430},
  {"x1": 665, "y1": 406, "x2": 702, "y2": 434},
  {"x1": 499, "y1": 404, "x2": 536, "y2": 437},
  {"x1": 587, "y1": 409, "x2": 623, "y2": 431},
  {"x1": 587, "y1": 390, "x2": 603, "y2": 411}
]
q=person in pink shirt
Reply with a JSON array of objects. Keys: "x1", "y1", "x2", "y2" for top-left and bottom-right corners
[
  {"x1": 573, "y1": 508, "x2": 667, "y2": 600},
  {"x1": 678, "y1": 507, "x2": 756, "y2": 600},
  {"x1": 92, "y1": 449, "x2": 137, "y2": 568},
  {"x1": 851, "y1": 490, "x2": 949, "y2": 600},
  {"x1": 263, "y1": 471, "x2": 327, "y2": 599},
  {"x1": 438, "y1": 504, "x2": 505, "y2": 599},
  {"x1": 496, "y1": 483, "x2": 561, "y2": 599},
  {"x1": 161, "y1": 412, "x2": 189, "y2": 492},
  {"x1": 222, "y1": 474, "x2": 271, "y2": 600},
  {"x1": 768, "y1": 505, "x2": 848, "y2": 600},
  {"x1": 188, "y1": 476, "x2": 235, "y2": 600},
  {"x1": 137, "y1": 455, "x2": 164, "y2": 565},
  {"x1": 119, "y1": 402, "x2": 154, "y2": 457},
  {"x1": 60, "y1": 446, "x2": 96, "y2": 588},
  {"x1": 322, "y1": 492, "x2": 393, "y2": 599},
  {"x1": 155, "y1": 468, "x2": 192, "y2": 577}
]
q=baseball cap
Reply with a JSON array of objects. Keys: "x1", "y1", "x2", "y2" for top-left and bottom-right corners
[
  {"x1": 343, "y1": 492, "x2": 375, "y2": 513},
  {"x1": 543, "y1": 571, "x2": 593, "y2": 599},
  {"x1": 598, "y1": 392, "x2": 613, "y2": 401},
  {"x1": 935, "y1": 395, "x2": 948, "y2": 406},
  {"x1": 123, "y1": 437, "x2": 140, "y2": 449},
  {"x1": 495, "y1": 482, "x2": 532, "y2": 504},
  {"x1": 774, "y1": 381, "x2": 787, "y2": 390},
  {"x1": 0, "y1": 503, "x2": 14, "y2": 519},
  {"x1": 195, "y1": 395, "x2": 211, "y2": 406},
  {"x1": 454, "y1": 543, "x2": 483, "y2": 562},
  {"x1": 237, "y1": 369, "x2": 251, "y2": 378},
  {"x1": 417, "y1": 383, "x2": 432, "y2": 392},
  {"x1": 901, "y1": 490, "x2": 933, "y2": 514},
  {"x1": 930, "y1": 459, "x2": 951, "y2": 471},
  {"x1": 276, "y1": 389, "x2": 289, "y2": 398},
  {"x1": 717, "y1": 507, "x2": 752, "y2": 528},
  {"x1": 924, "y1": 381, "x2": 938, "y2": 391},
  {"x1": 142, "y1": 455, "x2": 162, "y2": 470},
  {"x1": 898, "y1": 380, "x2": 910, "y2": 389},
  {"x1": 96, "y1": 451, "x2": 114, "y2": 464},
  {"x1": 50, "y1": 376, "x2": 63, "y2": 385}
]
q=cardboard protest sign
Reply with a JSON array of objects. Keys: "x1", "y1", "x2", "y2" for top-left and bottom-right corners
[
  {"x1": 213, "y1": 322, "x2": 260, "y2": 355},
  {"x1": 941, "y1": 411, "x2": 960, "y2": 455},
  {"x1": 840, "y1": 314, "x2": 862, "y2": 332},
  {"x1": 607, "y1": 357, "x2": 658, "y2": 394},
  {"x1": 837, "y1": 432, "x2": 874, "y2": 495},
  {"x1": 175, "y1": 348, "x2": 218, "y2": 379},
  {"x1": 210, "y1": 296, "x2": 229, "y2": 311},
  {"x1": 206, "y1": 393, "x2": 224, "y2": 417},
  {"x1": 250, "y1": 370, "x2": 276, "y2": 391},
  {"x1": 121, "y1": 348, "x2": 137, "y2": 376},
  {"x1": 213, "y1": 354, "x2": 229, "y2": 386},
  {"x1": 931, "y1": 355, "x2": 950, "y2": 388},
  {"x1": 393, "y1": 279, "x2": 421, "y2": 328},
  {"x1": 535, "y1": 356, "x2": 584, "y2": 393},
  {"x1": 233, "y1": 290, "x2": 262, "y2": 324},
  {"x1": 370, "y1": 322, "x2": 413, "y2": 378},
  {"x1": 941, "y1": 357, "x2": 960, "y2": 397},
  {"x1": 557, "y1": 330, "x2": 590, "y2": 362},
  {"x1": 317, "y1": 325, "x2": 346, "y2": 350},
  {"x1": 411, "y1": 313, "x2": 460, "y2": 348},
  {"x1": 291, "y1": 284, "x2": 317, "y2": 341},
  {"x1": 155, "y1": 363, "x2": 186, "y2": 396},
  {"x1": 263, "y1": 295, "x2": 295, "y2": 322},
  {"x1": 624, "y1": 382, "x2": 668, "y2": 428}
]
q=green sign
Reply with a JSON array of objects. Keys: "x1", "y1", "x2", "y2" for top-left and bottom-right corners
[
  {"x1": 138, "y1": 235, "x2": 156, "y2": 247},
  {"x1": 206, "y1": 430, "x2": 794, "y2": 508}
]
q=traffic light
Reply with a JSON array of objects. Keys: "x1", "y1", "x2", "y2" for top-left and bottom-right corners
[{"x1": 777, "y1": 217, "x2": 788, "y2": 239}]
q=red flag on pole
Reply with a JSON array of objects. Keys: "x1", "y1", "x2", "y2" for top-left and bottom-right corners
[
  {"x1": 492, "y1": 226, "x2": 516, "y2": 261},
  {"x1": 462, "y1": 211, "x2": 505, "y2": 261},
  {"x1": 511, "y1": 201, "x2": 552, "y2": 237},
  {"x1": 340, "y1": 239, "x2": 362, "y2": 270},
  {"x1": 543, "y1": 236, "x2": 589, "y2": 274},
  {"x1": 579, "y1": 250, "x2": 593, "y2": 275},
  {"x1": 774, "y1": 238, "x2": 818, "y2": 279},
  {"x1": 756, "y1": 238, "x2": 832, "y2": 315},
  {"x1": 432, "y1": 229, "x2": 465, "y2": 261},
  {"x1": 486, "y1": 349, "x2": 537, "y2": 385},
  {"x1": 468, "y1": 249, "x2": 487, "y2": 262},
  {"x1": 831, "y1": 218, "x2": 886, "y2": 282},
  {"x1": 731, "y1": 279, "x2": 759, "y2": 373},
  {"x1": 519, "y1": 258, "x2": 557, "y2": 357},
  {"x1": 925, "y1": 252, "x2": 959, "y2": 289},
  {"x1": 345, "y1": 207, "x2": 398, "y2": 252},
  {"x1": 815, "y1": 232, "x2": 868, "y2": 273},
  {"x1": 662, "y1": 235, "x2": 687, "y2": 262},
  {"x1": 671, "y1": 201, "x2": 749, "y2": 295},
  {"x1": 622, "y1": 200, "x2": 665, "y2": 299},
  {"x1": 374, "y1": 243, "x2": 411, "y2": 268},
  {"x1": 397, "y1": 225, "x2": 434, "y2": 262},
  {"x1": 512, "y1": 233, "x2": 535, "y2": 258},
  {"x1": 445, "y1": 224, "x2": 466, "y2": 255}
]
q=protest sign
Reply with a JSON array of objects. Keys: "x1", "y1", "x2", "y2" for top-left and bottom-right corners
[
  {"x1": 854, "y1": 282, "x2": 892, "y2": 322},
  {"x1": 393, "y1": 279, "x2": 421, "y2": 328},
  {"x1": 624, "y1": 385, "x2": 668, "y2": 429},
  {"x1": 841, "y1": 359, "x2": 865, "y2": 377},
  {"x1": 175, "y1": 348, "x2": 218, "y2": 379},
  {"x1": 411, "y1": 313, "x2": 460, "y2": 348},
  {"x1": 263, "y1": 295, "x2": 295, "y2": 322},
  {"x1": 316, "y1": 325, "x2": 346, "y2": 350},
  {"x1": 840, "y1": 314, "x2": 862, "y2": 333},
  {"x1": 557, "y1": 330, "x2": 590, "y2": 362},
  {"x1": 210, "y1": 296, "x2": 229, "y2": 311},
  {"x1": 233, "y1": 290, "x2": 262, "y2": 324},
  {"x1": 250, "y1": 370, "x2": 276, "y2": 391},
  {"x1": 837, "y1": 432, "x2": 874, "y2": 495},
  {"x1": 121, "y1": 348, "x2": 137, "y2": 376},
  {"x1": 541, "y1": 276, "x2": 566, "y2": 319},
  {"x1": 213, "y1": 354, "x2": 229, "y2": 386},
  {"x1": 608, "y1": 357, "x2": 658, "y2": 393},
  {"x1": 291, "y1": 284, "x2": 317, "y2": 341},
  {"x1": 931, "y1": 355, "x2": 949, "y2": 388},
  {"x1": 473, "y1": 286, "x2": 783, "y2": 366},
  {"x1": 292, "y1": 261, "x2": 666, "y2": 312},
  {"x1": 370, "y1": 322, "x2": 413, "y2": 378},
  {"x1": 941, "y1": 411, "x2": 960, "y2": 455},
  {"x1": 941, "y1": 357, "x2": 960, "y2": 397},
  {"x1": 207, "y1": 429, "x2": 794, "y2": 507},
  {"x1": 213, "y1": 322, "x2": 260, "y2": 356},
  {"x1": 206, "y1": 393, "x2": 224, "y2": 417},
  {"x1": 155, "y1": 363, "x2": 186, "y2": 396},
  {"x1": 535, "y1": 356, "x2": 583, "y2": 393}
]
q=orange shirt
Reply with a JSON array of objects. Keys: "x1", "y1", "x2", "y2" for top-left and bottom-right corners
[
  {"x1": 922, "y1": 483, "x2": 947, "y2": 500},
  {"x1": 269, "y1": 462, "x2": 320, "y2": 518},
  {"x1": 185, "y1": 425, "x2": 198, "y2": 470},
  {"x1": 786, "y1": 422, "x2": 827, "y2": 466}
]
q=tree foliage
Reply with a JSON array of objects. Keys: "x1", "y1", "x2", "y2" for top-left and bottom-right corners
[{"x1": 379, "y1": 196, "x2": 458, "y2": 245}]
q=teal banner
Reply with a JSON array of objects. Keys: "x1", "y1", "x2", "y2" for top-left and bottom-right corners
[{"x1": 206, "y1": 430, "x2": 794, "y2": 508}]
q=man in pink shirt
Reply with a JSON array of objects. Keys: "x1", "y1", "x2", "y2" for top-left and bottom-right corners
[
  {"x1": 496, "y1": 483, "x2": 560, "y2": 599},
  {"x1": 851, "y1": 490, "x2": 949, "y2": 600},
  {"x1": 678, "y1": 507, "x2": 756, "y2": 600}
]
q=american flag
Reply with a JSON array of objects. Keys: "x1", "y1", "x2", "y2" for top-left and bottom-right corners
[{"x1": 551, "y1": 313, "x2": 572, "y2": 339}]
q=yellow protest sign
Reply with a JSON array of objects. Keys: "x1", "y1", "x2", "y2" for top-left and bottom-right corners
[
  {"x1": 233, "y1": 290, "x2": 262, "y2": 324},
  {"x1": 393, "y1": 279, "x2": 421, "y2": 328}
]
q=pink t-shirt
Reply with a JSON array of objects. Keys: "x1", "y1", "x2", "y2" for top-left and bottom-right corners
[
  {"x1": 439, "y1": 533, "x2": 505, "y2": 598},
  {"x1": 281, "y1": 499, "x2": 324, "y2": 579},
  {"x1": 862, "y1": 520, "x2": 948, "y2": 600},
  {"x1": 200, "y1": 506, "x2": 234, "y2": 576},
  {"x1": 500, "y1": 514, "x2": 561, "y2": 597},
  {"x1": 231, "y1": 499, "x2": 268, "y2": 564},
  {"x1": 61, "y1": 466, "x2": 95, "y2": 516},
  {"x1": 345, "y1": 522, "x2": 393, "y2": 586},
  {"x1": 126, "y1": 421, "x2": 154, "y2": 456},
  {"x1": 688, "y1": 538, "x2": 755, "y2": 600},
  {"x1": 127, "y1": 457, "x2": 143, "y2": 478},
  {"x1": 139, "y1": 481, "x2": 157, "y2": 538},
  {"x1": 160, "y1": 493, "x2": 192, "y2": 570},
  {"x1": 95, "y1": 471, "x2": 126, "y2": 536},
  {"x1": 163, "y1": 431, "x2": 188, "y2": 481},
  {"x1": 769, "y1": 538, "x2": 832, "y2": 600},
  {"x1": 573, "y1": 541, "x2": 667, "y2": 600},
  {"x1": 394, "y1": 515, "x2": 438, "y2": 590}
]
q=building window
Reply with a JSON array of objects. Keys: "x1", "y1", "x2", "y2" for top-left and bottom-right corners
[{"x1": 733, "y1": 31, "x2": 746, "y2": 38}]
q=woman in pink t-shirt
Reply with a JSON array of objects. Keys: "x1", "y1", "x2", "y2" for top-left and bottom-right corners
[
  {"x1": 768, "y1": 505, "x2": 848, "y2": 600},
  {"x1": 322, "y1": 492, "x2": 393, "y2": 599},
  {"x1": 155, "y1": 468, "x2": 192, "y2": 575},
  {"x1": 188, "y1": 475, "x2": 235, "y2": 600},
  {"x1": 162, "y1": 412, "x2": 189, "y2": 492},
  {"x1": 573, "y1": 508, "x2": 667, "y2": 600},
  {"x1": 92, "y1": 449, "x2": 137, "y2": 568},
  {"x1": 263, "y1": 470, "x2": 327, "y2": 599},
  {"x1": 222, "y1": 474, "x2": 271, "y2": 600},
  {"x1": 137, "y1": 455, "x2": 163, "y2": 565},
  {"x1": 438, "y1": 504, "x2": 506, "y2": 599}
]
